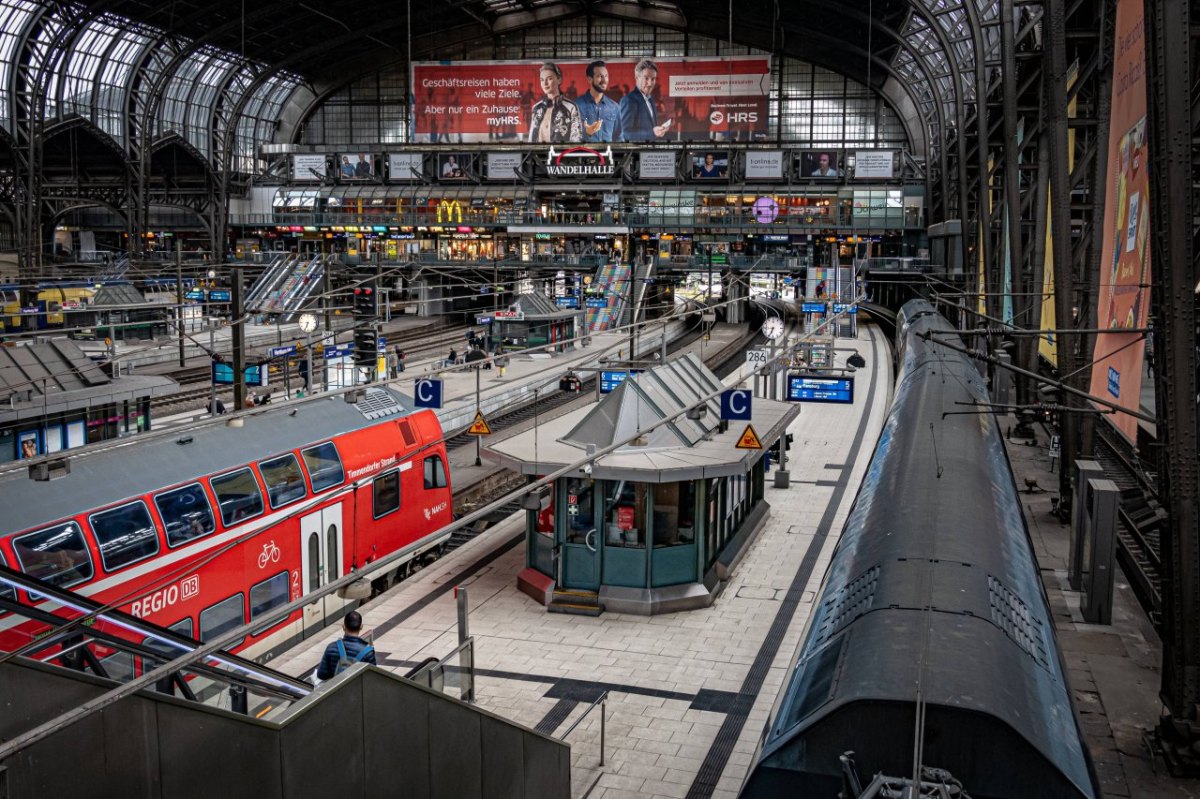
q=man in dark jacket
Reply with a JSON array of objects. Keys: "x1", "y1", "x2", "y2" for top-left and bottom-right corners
[{"x1": 316, "y1": 610, "x2": 376, "y2": 680}]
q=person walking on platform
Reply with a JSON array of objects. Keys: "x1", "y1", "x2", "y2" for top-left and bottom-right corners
[
  {"x1": 396, "y1": 347, "x2": 406, "y2": 373},
  {"x1": 314, "y1": 610, "x2": 376, "y2": 684},
  {"x1": 387, "y1": 348, "x2": 399, "y2": 379}
]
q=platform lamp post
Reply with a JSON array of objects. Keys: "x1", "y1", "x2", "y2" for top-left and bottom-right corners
[
  {"x1": 474, "y1": 364, "x2": 483, "y2": 467},
  {"x1": 298, "y1": 313, "x2": 317, "y2": 395}
]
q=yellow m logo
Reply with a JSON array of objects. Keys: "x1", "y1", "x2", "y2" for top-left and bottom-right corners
[{"x1": 437, "y1": 200, "x2": 462, "y2": 224}]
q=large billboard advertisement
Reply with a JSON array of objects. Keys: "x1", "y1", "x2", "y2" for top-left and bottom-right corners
[
  {"x1": 1088, "y1": 0, "x2": 1149, "y2": 440},
  {"x1": 412, "y1": 57, "x2": 771, "y2": 144}
]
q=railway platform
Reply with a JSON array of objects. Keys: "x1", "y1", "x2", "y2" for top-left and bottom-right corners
[
  {"x1": 266, "y1": 323, "x2": 892, "y2": 799},
  {"x1": 1004, "y1": 417, "x2": 1200, "y2": 798}
]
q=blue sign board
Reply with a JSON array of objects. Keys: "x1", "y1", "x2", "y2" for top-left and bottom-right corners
[
  {"x1": 377, "y1": 336, "x2": 387, "y2": 353},
  {"x1": 269, "y1": 345, "x2": 297, "y2": 358},
  {"x1": 600, "y1": 370, "x2": 642, "y2": 394},
  {"x1": 831, "y1": 303, "x2": 858, "y2": 314},
  {"x1": 720, "y1": 389, "x2": 752, "y2": 421},
  {"x1": 185, "y1": 289, "x2": 205, "y2": 301},
  {"x1": 801, "y1": 302, "x2": 827, "y2": 314},
  {"x1": 208, "y1": 289, "x2": 231, "y2": 302},
  {"x1": 1107, "y1": 366, "x2": 1120, "y2": 398},
  {"x1": 556, "y1": 296, "x2": 580, "y2": 309},
  {"x1": 787, "y1": 374, "x2": 855, "y2": 404},
  {"x1": 414, "y1": 378, "x2": 443, "y2": 409},
  {"x1": 476, "y1": 315, "x2": 493, "y2": 325},
  {"x1": 585, "y1": 298, "x2": 608, "y2": 308},
  {"x1": 325, "y1": 343, "x2": 352, "y2": 358},
  {"x1": 212, "y1": 362, "x2": 266, "y2": 387}
]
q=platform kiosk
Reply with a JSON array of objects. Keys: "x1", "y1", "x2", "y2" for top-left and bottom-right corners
[
  {"x1": 485, "y1": 354, "x2": 799, "y2": 615},
  {"x1": 491, "y1": 293, "x2": 584, "y2": 353}
]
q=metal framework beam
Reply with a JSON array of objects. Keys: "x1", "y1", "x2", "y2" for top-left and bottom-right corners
[{"x1": 1144, "y1": 0, "x2": 1200, "y2": 770}]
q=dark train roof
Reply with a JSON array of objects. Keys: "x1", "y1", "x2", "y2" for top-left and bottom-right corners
[
  {"x1": 747, "y1": 299, "x2": 1097, "y2": 798},
  {"x1": 0, "y1": 388, "x2": 417, "y2": 537}
]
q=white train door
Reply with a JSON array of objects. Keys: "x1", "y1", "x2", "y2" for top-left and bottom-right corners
[{"x1": 299, "y1": 502, "x2": 344, "y2": 636}]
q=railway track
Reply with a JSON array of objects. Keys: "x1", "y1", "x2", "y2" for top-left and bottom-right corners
[
  {"x1": 1093, "y1": 424, "x2": 1165, "y2": 625},
  {"x1": 151, "y1": 320, "x2": 474, "y2": 413},
  {"x1": 442, "y1": 318, "x2": 761, "y2": 450}
]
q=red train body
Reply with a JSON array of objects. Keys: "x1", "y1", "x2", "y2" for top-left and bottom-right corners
[{"x1": 0, "y1": 390, "x2": 452, "y2": 665}]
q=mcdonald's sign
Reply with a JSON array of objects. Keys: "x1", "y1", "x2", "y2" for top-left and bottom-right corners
[{"x1": 437, "y1": 200, "x2": 463, "y2": 224}]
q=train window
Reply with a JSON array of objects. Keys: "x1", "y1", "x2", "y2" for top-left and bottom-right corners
[
  {"x1": 199, "y1": 593, "x2": 244, "y2": 642},
  {"x1": 326, "y1": 524, "x2": 339, "y2": 581},
  {"x1": 155, "y1": 484, "x2": 216, "y2": 547},
  {"x1": 210, "y1": 468, "x2": 264, "y2": 527},
  {"x1": 373, "y1": 470, "x2": 401, "y2": 518},
  {"x1": 307, "y1": 533, "x2": 320, "y2": 592},
  {"x1": 259, "y1": 454, "x2": 307, "y2": 508},
  {"x1": 89, "y1": 502, "x2": 160, "y2": 572},
  {"x1": 250, "y1": 572, "x2": 289, "y2": 621},
  {"x1": 142, "y1": 618, "x2": 194, "y2": 662},
  {"x1": 301, "y1": 442, "x2": 344, "y2": 492},
  {"x1": 423, "y1": 456, "x2": 447, "y2": 489},
  {"x1": 12, "y1": 521, "x2": 95, "y2": 588}
]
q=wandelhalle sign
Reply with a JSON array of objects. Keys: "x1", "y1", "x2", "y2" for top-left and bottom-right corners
[
  {"x1": 412, "y1": 57, "x2": 771, "y2": 143},
  {"x1": 543, "y1": 146, "x2": 616, "y2": 178}
]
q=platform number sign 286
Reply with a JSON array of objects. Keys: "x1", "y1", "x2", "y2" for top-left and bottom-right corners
[{"x1": 746, "y1": 350, "x2": 769, "y2": 367}]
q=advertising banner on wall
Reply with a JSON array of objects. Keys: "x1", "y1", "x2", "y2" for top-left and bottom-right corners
[
  {"x1": 388, "y1": 152, "x2": 424, "y2": 181},
  {"x1": 292, "y1": 154, "x2": 327, "y2": 181},
  {"x1": 412, "y1": 56, "x2": 771, "y2": 144},
  {"x1": 639, "y1": 151, "x2": 677, "y2": 179},
  {"x1": 745, "y1": 150, "x2": 784, "y2": 180},
  {"x1": 1088, "y1": 0, "x2": 1150, "y2": 440},
  {"x1": 853, "y1": 150, "x2": 895, "y2": 179},
  {"x1": 487, "y1": 152, "x2": 524, "y2": 180},
  {"x1": 337, "y1": 153, "x2": 376, "y2": 180}
]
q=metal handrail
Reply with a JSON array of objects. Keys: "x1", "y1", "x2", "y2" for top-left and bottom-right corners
[
  {"x1": 407, "y1": 635, "x2": 475, "y2": 702},
  {"x1": 558, "y1": 690, "x2": 609, "y2": 766}
]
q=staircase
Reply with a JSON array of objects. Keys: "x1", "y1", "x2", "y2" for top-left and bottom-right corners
[
  {"x1": 548, "y1": 588, "x2": 604, "y2": 616},
  {"x1": 244, "y1": 253, "x2": 293, "y2": 310},
  {"x1": 278, "y1": 255, "x2": 326, "y2": 320},
  {"x1": 585, "y1": 261, "x2": 631, "y2": 333}
]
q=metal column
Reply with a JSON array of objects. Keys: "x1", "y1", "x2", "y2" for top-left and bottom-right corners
[{"x1": 1145, "y1": 0, "x2": 1200, "y2": 769}]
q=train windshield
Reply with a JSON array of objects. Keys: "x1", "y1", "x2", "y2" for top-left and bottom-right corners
[
  {"x1": 89, "y1": 501, "x2": 161, "y2": 572},
  {"x1": 301, "y1": 442, "x2": 344, "y2": 492},
  {"x1": 210, "y1": 469, "x2": 265, "y2": 526},
  {"x1": 12, "y1": 522, "x2": 94, "y2": 588},
  {"x1": 155, "y1": 484, "x2": 217, "y2": 547},
  {"x1": 259, "y1": 454, "x2": 307, "y2": 508}
]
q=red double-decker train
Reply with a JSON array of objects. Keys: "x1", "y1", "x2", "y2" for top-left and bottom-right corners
[{"x1": 0, "y1": 387, "x2": 453, "y2": 666}]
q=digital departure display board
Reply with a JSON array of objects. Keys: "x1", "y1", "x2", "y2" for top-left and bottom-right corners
[
  {"x1": 787, "y1": 374, "x2": 855, "y2": 404},
  {"x1": 600, "y1": 370, "x2": 643, "y2": 394}
]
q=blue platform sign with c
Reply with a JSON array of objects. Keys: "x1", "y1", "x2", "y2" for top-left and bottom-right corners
[
  {"x1": 720, "y1": 389, "x2": 752, "y2": 421},
  {"x1": 414, "y1": 378, "x2": 443, "y2": 409}
]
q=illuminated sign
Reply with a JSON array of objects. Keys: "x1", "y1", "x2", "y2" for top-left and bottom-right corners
[
  {"x1": 786, "y1": 374, "x2": 855, "y2": 404},
  {"x1": 600, "y1": 370, "x2": 643, "y2": 394},
  {"x1": 545, "y1": 145, "x2": 616, "y2": 177},
  {"x1": 437, "y1": 200, "x2": 463, "y2": 224}
]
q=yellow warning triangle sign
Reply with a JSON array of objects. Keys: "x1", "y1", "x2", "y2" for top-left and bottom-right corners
[
  {"x1": 466, "y1": 410, "x2": 493, "y2": 436},
  {"x1": 735, "y1": 424, "x2": 763, "y2": 450}
]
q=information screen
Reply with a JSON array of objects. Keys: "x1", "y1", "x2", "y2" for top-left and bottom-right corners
[
  {"x1": 787, "y1": 374, "x2": 855, "y2": 404},
  {"x1": 600, "y1": 370, "x2": 642, "y2": 394}
]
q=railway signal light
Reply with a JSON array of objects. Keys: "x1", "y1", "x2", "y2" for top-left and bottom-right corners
[{"x1": 353, "y1": 284, "x2": 377, "y2": 318}]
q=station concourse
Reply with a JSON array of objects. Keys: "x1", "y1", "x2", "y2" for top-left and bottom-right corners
[{"x1": 0, "y1": 0, "x2": 1197, "y2": 797}]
